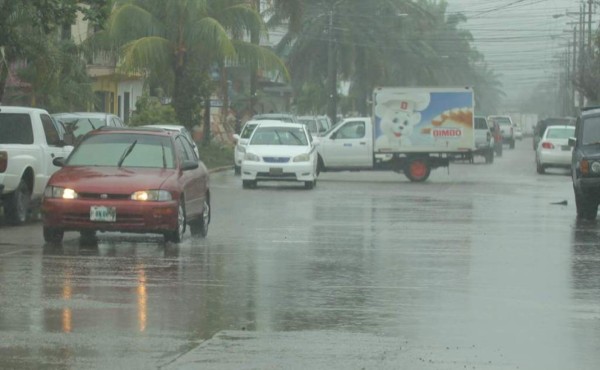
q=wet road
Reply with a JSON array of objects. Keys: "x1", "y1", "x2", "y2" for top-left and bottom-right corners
[{"x1": 1, "y1": 140, "x2": 599, "y2": 369}]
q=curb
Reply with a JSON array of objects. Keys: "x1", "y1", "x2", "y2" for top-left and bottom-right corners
[{"x1": 209, "y1": 165, "x2": 233, "y2": 174}]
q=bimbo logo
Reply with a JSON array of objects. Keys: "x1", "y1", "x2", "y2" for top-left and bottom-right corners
[{"x1": 432, "y1": 128, "x2": 463, "y2": 138}]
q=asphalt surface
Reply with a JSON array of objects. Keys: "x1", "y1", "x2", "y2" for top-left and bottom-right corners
[{"x1": 0, "y1": 140, "x2": 599, "y2": 369}]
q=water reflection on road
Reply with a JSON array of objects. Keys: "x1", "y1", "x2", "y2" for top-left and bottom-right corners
[{"x1": 0, "y1": 145, "x2": 599, "y2": 369}]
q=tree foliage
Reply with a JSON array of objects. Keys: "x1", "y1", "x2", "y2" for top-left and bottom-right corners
[
  {"x1": 0, "y1": 0, "x2": 110, "y2": 104},
  {"x1": 274, "y1": 0, "x2": 504, "y2": 115},
  {"x1": 94, "y1": 0, "x2": 288, "y2": 131}
]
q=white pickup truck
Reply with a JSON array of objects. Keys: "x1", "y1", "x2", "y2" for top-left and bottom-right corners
[
  {"x1": 473, "y1": 116, "x2": 494, "y2": 163},
  {"x1": 316, "y1": 87, "x2": 476, "y2": 182},
  {"x1": 0, "y1": 106, "x2": 73, "y2": 224}
]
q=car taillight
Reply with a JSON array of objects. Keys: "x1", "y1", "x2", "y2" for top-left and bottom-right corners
[
  {"x1": 541, "y1": 142, "x2": 554, "y2": 149},
  {"x1": 0, "y1": 151, "x2": 7, "y2": 173}
]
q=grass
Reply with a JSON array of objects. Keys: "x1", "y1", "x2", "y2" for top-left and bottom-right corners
[{"x1": 197, "y1": 142, "x2": 234, "y2": 170}]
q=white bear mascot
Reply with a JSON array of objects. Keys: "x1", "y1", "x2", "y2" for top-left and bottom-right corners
[{"x1": 375, "y1": 93, "x2": 430, "y2": 150}]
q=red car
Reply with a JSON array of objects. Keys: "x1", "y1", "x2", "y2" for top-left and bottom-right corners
[{"x1": 41, "y1": 127, "x2": 210, "y2": 243}]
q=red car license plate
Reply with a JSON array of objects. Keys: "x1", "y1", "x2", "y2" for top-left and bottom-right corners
[{"x1": 90, "y1": 206, "x2": 116, "y2": 222}]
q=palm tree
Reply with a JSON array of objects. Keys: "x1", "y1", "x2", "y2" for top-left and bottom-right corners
[
  {"x1": 277, "y1": 0, "x2": 504, "y2": 116},
  {"x1": 95, "y1": 0, "x2": 287, "y2": 137}
]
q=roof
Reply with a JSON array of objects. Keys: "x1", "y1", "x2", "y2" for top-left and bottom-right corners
[
  {"x1": 252, "y1": 113, "x2": 297, "y2": 122},
  {"x1": 255, "y1": 121, "x2": 304, "y2": 129},
  {"x1": 93, "y1": 126, "x2": 173, "y2": 136},
  {"x1": 581, "y1": 107, "x2": 600, "y2": 117},
  {"x1": 53, "y1": 112, "x2": 114, "y2": 118},
  {"x1": 142, "y1": 124, "x2": 186, "y2": 131},
  {"x1": 0, "y1": 106, "x2": 49, "y2": 114}
]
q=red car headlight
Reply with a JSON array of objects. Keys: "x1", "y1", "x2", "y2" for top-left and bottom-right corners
[
  {"x1": 131, "y1": 190, "x2": 172, "y2": 201},
  {"x1": 44, "y1": 186, "x2": 78, "y2": 199}
]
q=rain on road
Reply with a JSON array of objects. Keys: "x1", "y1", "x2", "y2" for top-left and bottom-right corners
[{"x1": 1, "y1": 141, "x2": 599, "y2": 369}]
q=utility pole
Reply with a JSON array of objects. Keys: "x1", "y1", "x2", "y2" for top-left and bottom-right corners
[
  {"x1": 573, "y1": 26, "x2": 578, "y2": 113},
  {"x1": 589, "y1": 0, "x2": 593, "y2": 52},
  {"x1": 579, "y1": 4, "x2": 585, "y2": 108},
  {"x1": 250, "y1": 0, "x2": 260, "y2": 114},
  {"x1": 327, "y1": 9, "x2": 337, "y2": 126}
]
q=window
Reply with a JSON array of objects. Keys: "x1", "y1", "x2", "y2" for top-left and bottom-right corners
[
  {"x1": 112, "y1": 117, "x2": 124, "y2": 127},
  {"x1": 41, "y1": 115, "x2": 61, "y2": 146},
  {"x1": 178, "y1": 136, "x2": 197, "y2": 161},
  {"x1": 335, "y1": 121, "x2": 366, "y2": 139},
  {"x1": 0, "y1": 113, "x2": 34, "y2": 144},
  {"x1": 174, "y1": 137, "x2": 190, "y2": 161},
  {"x1": 582, "y1": 116, "x2": 600, "y2": 145},
  {"x1": 241, "y1": 123, "x2": 258, "y2": 139},
  {"x1": 250, "y1": 127, "x2": 309, "y2": 146},
  {"x1": 68, "y1": 133, "x2": 175, "y2": 168}
]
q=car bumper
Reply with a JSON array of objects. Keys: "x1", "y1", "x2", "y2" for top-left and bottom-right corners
[
  {"x1": 41, "y1": 198, "x2": 179, "y2": 233},
  {"x1": 241, "y1": 161, "x2": 316, "y2": 182},
  {"x1": 538, "y1": 149, "x2": 572, "y2": 167}
]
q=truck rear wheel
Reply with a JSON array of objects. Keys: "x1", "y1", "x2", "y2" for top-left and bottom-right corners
[
  {"x1": 5, "y1": 179, "x2": 31, "y2": 225},
  {"x1": 404, "y1": 158, "x2": 431, "y2": 182}
]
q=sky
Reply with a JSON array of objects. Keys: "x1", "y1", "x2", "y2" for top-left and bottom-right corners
[{"x1": 446, "y1": 0, "x2": 590, "y2": 110}]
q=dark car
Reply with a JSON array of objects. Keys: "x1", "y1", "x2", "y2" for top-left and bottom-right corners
[
  {"x1": 533, "y1": 117, "x2": 575, "y2": 150},
  {"x1": 41, "y1": 127, "x2": 210, "y2": 243},
  {"x1": 570, "y1": 108, "x2": 600, "y2": 220}
]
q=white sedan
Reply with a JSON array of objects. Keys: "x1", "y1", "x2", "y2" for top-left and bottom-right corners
[
  {"x1": 536, "y1": 125, "x2": 575, "y2": 174},
  {"x1": 241, "y1": 121, "x2": 318, "y2": 189}
]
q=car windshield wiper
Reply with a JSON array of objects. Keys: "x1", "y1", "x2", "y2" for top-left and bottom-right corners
[
  {"x1": 117, "y1": 140, "x2": 137, "y2": 167},
  {"x1": 161, "y1": 143, "x2": 167, "y2": 168}
]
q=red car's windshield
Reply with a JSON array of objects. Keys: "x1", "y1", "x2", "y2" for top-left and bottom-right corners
[{"x1": 67, "y1": 133, "x2": 176, "y2": 168}]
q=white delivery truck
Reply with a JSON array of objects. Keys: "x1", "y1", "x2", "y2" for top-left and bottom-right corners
[{"x1": 316, "y1": 86, "x2": 475, "y2": 182}]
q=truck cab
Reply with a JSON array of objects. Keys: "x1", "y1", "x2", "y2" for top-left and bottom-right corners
[{"x1": 316, "y1": 117, "x2": 374, "y2": 171}]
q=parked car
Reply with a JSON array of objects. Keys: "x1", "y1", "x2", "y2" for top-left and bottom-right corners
[
  {"x1": 241, "y1": 121, "x2": 318, "y2": 189},
  {"x1": 533, "y1": 117, "x2": 575, "y2": 150},
  {"x1": 535, "y1": 125, "x2": 575, "y2": 174},
  {"x1": 41, "y1": 127, "x2": 210, "y2": 243},
  {"x1": 53, "y1": 112, "x2": 125, "y2": 142},
  {"x1": 297, "y1": 115, "x2": 328, "y2": 136},
  {"x1": 571, "y1": 108, "x2": 600, "y2": 220},
  {"x1": 488, "y1": 115, "x2": 515, "y2": 149},
  {"x1": 252, "y1": 113, "x2": 298, "y2": 123},
  {"x1": 232, "y1": 120, "x2": 260, "y2": 175},
  {"x1": 141, "y1": 124, "x2": 199, "y2": 158}
]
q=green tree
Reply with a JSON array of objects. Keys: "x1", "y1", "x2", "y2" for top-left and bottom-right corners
[
  {"x1": 0, "y1": 0, "x2": 110, "y2": 103},
  {"x1": 275, "y1": 0, "x2": 504, "y2": 116},
  {"x1": 95, "y1": 0, "x2": 287, "y2": 141}
]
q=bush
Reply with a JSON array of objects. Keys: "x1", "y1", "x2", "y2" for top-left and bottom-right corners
[
  {"x1": 198, "y1": 142, "x2": 233, "y2": 170},
  {"x1": 129, "y1": 95, "x2": 178, "y2": 126}
]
